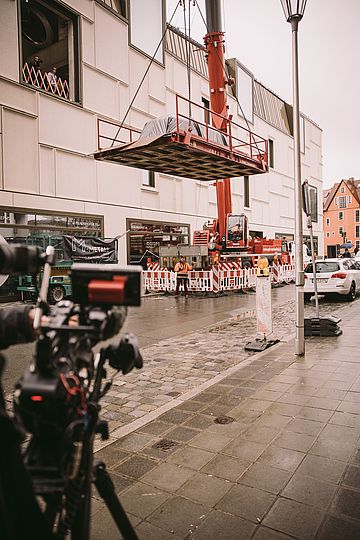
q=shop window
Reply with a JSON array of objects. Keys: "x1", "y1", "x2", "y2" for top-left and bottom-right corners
[{"x1": 20, "y1": 0, "x2": 80, "y2": 102}]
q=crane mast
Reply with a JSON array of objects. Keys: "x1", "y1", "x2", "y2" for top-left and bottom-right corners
[{"x1": 204, "y1": 0, "x2": 233, "y2": 246}]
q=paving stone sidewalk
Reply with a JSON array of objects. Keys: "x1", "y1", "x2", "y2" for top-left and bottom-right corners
[
  {"x1": 99, "y1": 297, "x2": 349, "y2": 440},
  {"x1": 91, "y1": 299, "x2": 360, "y2": 539}
]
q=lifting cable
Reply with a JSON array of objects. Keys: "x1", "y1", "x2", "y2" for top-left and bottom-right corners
[
  {"x1": 110, "y1": 0, "x2": 182, "y2": 147},
  {"x1": 194, "y1": 1, "x2": 262, "y2": 157},
  {"x1": 182, "y1": 0, "x2": 194, "y2": 125}
]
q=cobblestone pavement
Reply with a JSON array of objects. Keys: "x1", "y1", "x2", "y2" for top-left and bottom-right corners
[
  {"x1": 92, "y1": 299, "x2": 360, "y2": 540},
  {"x1": 99, "y1": 295, "x2": 352, "y2": 442}
]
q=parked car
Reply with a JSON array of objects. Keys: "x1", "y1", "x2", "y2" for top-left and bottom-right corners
[{"x1": 304, "y1": 258, "x2": 360, "y2": 301}]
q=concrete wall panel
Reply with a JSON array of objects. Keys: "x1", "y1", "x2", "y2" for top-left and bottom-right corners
[
  {"x1": 3, "y1": 109, "x2": 39, "y2": 193},
  {"x1": 39, "y1": 94, "x2": 96, "y2": 154},
  {"x1": 0, "y1": 1, "x2": 19, "y2": 82},
  {"x1": 56, "y1": 150, "x2": 97, "y2": 201},
  {"x1": 83, "y1": 65, "x2": 119, "y2": 119},
  {"x1": 97, "y1": 160, "x2": 140, "y2": 206},
  {"x1": 82, "y1": 19, "x2": 95, "y2": 66},
  {"x1": 39, "y1": 146, "x2": 56, "y2": 197},
  {"x1": 0, "y1": 79, "x2": 37, "y2": 116},
  {"x1": 94, "y1": 4, "x2": 128, "y2": 82}
]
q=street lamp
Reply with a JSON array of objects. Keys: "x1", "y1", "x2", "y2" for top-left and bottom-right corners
[{"x1": 280, "y1": 0, "x2": 308, "y2": 356}]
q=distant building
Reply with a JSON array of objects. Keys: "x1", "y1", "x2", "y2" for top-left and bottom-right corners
[{"x1": 323, "y1": 177, "x2": 360, "y2": 257}]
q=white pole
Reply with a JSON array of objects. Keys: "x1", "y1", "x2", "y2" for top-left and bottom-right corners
[{"x1": 291, "y1": 18, "x2": 305, "y2": 356}]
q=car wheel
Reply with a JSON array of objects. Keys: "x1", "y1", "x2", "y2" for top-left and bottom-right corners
[
  {"x1": 304, "y1": 293, "x2": 312, "y2": 302},
  {"x1": 48, "y1": 285, "x2": 65, "y2": 303},
  {"x1": 346, "y1": 281, "x2": 356, "y2": 302}
]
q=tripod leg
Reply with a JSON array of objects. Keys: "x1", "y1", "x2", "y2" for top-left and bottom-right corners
[{"x1": 94, "y1": 461, "x2": 138, "y2": 540}]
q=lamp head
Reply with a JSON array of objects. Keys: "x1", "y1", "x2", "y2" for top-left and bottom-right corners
[
  {"x1": 257, "y1": 257, "x2": 270, "y2": 276},
  {"x1": 280, "y1": 0, "x2": 307, "y2": 22}
]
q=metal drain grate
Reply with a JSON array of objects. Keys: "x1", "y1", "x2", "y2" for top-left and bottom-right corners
[
  {"x1": 214, "y1": 416, "x2": 235, "y2": 425},
  {"x1": 152, "y1": 438, "x2": 179, "y2": 451}
]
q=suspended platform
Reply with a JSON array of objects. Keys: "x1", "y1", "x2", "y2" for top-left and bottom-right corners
[{"x1": 94, "y1": 96, "x2": 269, "y2": 181}]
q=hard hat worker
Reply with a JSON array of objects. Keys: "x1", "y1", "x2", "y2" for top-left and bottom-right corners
[{"x1": 174, "y1": 256, "x2": 192, "y2": 297}]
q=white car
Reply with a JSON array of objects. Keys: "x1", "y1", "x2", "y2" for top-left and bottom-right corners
[{"x1": 304, "y1": 258, "x2": 360, "y2": 301}]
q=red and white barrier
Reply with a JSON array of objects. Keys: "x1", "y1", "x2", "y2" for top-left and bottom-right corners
[
  {"x1": 143, "y1": 265, "x2": 295, "y2": 293},
  {"x1": 188, "y1": 271, "x2": 213, "y2": 291}
]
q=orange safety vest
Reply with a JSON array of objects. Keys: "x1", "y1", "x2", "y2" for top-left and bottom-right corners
[{"x1": 174, "y1": 262, "x2": 192, "y2": 275}]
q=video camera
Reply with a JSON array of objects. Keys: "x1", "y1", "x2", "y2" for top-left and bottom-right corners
[{"x1": 0, "y1": 244, "x2": 143, "y2": 540}]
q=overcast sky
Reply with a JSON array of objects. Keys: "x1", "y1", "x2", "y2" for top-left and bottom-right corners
[{"x1": 167, "y1": 0, "x2": 360, "y2": 189}]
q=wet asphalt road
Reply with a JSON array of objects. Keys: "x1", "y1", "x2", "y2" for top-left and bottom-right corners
[{"x1": 0, "y1": 285, "x2": 345, "y2": 394}]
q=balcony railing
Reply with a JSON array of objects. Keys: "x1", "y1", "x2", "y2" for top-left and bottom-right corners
[{"x1": 22, "y1": 63, "x2": 70, "y2": 100}]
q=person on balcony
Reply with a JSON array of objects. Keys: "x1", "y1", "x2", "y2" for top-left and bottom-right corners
[
  {"x1": 174, "y1": 256, "x2": 192, "y2": 297},
  {"x1": 28, "y1": 55, "x2": 43, "y2": 73},
  {"x1": 47, "y1": 67, "x2": 58, "y2": 92}
]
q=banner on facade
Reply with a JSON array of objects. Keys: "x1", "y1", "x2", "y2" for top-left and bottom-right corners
[{"x1": 63, "y1": 236, "x2": 118, "y2": 263}]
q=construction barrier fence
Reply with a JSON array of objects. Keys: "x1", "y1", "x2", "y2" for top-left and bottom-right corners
[{"x1": 143, "y1": 265, "x2": 295, "y2": 293}]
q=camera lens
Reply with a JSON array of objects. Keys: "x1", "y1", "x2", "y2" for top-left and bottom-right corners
[{"x1": 0, "y1": 244, "x2": 44, "y2": 274}]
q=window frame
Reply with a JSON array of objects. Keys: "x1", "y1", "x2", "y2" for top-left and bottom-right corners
[
  {"x1": 268, "y1": 138, "x2": 275, "y2": 169},
  {"x1": 356, "y1": 225, "x2": 360, "y2": 238},
  {"x1": 141, "y1": 170, "x2": 156, "y2": 188},
  {"x1": 243, "y1": 175, "x2": 250, "y2": 208},
  {"x1": 95, "y1": 0, "x2": 127, "y2": 21},
  {"x1": 339, "y1": 196, "x2": 347, "y2": 209},
  {"x1": 18, "y1": 0, "x2": 81, "y2": 104},
  {"x1": 356, "y1": 210, "x2": 360, "y2": 223},
  {"x1": 326, "y1": 217, "x2": 330, "y2": 226},
  {"x1": 339, "y1": 211, "x2": 344, "y2": 220}
]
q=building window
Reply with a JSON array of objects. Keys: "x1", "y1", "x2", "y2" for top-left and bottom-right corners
[
  {"x1": 341, "y1": 186, "x2": 345, "y2": 193},
  {"x1": 326, "y1": 218, "x2": 330, "y2": 226},
  {"x1": 244, "y1": 176, "x2": 250, "y2": 208},
  {"x1": 130, "y1": 0, "x2": 164, "y2": 64},
  {"x1": 20, "y1": 0, "x2": 80, "y2": 102},
  {"x1": 142, "y1": 170, "x2": 155, "y2": 188},
  {"x1": 202, "y1": 97, "x2": 210, "y2": 125},
  {"x1": 339, "y1": 227, "x2": 343, "y2": 235},
  {"x1": 326, "y1": 232, "x2": 330, "y2": 238},
  {"x1": 339, "y1": 211, "x2": 344, "y2": 220},
  {"x1": 356, "y1": 210, "x2": 360, "y2": 223},
  {"x1": 236, "y1": 62, "x2": 254, "y2": 123},
  {"x1": 268, "y1": 139, "x2": 274, "y2": 168},
  {"x1": 357, "y1": 240, "x2": 360, "y2": 250},
  {"x1": 309, "y1": 185, "x2": 318, "y2": 222},
  {"x1": 300, "y1": 115, "x2": 305, "y2": 154},
  {"x1": 339, "y1": 196, "x2": 347, "y2": 208},
  {"x1": 335, "y1": 197, "x2": 338, "y2": 206},
  {"x1": 356, "y1": 226, "x2": 360, "y2": 238},
  {"x1": 348, "y1": 195, "x2": 352, "y2": 204},
  {"x1": 96, "y1": 0, "x2": 127, "y2": 17}
]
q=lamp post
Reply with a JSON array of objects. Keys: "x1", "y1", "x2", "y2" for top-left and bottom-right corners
[{"x1": 280, "y1": 0, "x2": 308, "y2": 356}]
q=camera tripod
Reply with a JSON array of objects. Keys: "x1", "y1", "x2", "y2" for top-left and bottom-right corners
[{"x1": 20, "y1": 347, "x2": 140, "y2": 540}]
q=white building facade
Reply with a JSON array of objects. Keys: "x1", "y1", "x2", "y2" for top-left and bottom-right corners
[{"x1": 0, "y1": 0, "x2": 323, "y2": 269}]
